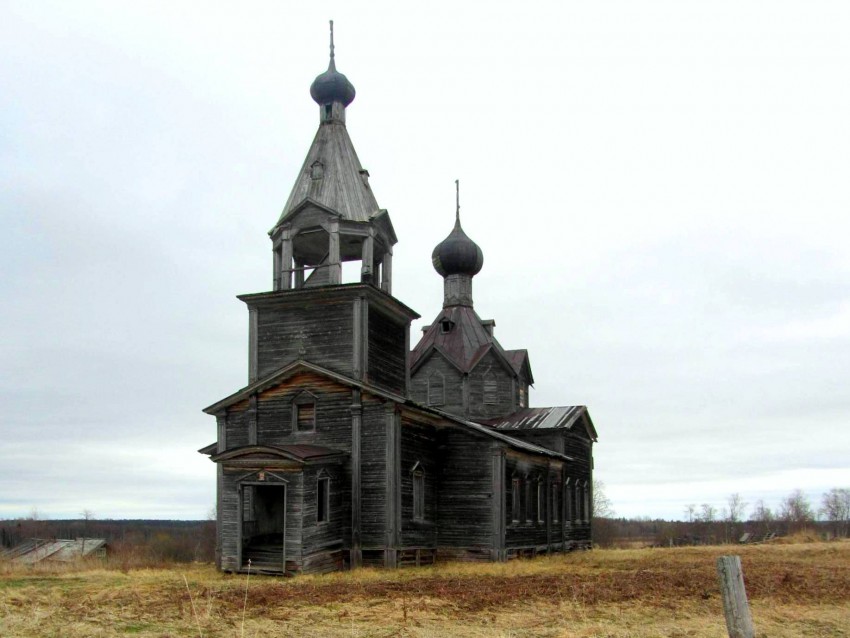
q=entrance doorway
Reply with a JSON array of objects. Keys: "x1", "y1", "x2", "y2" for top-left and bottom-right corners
[{"x1": 241, "y1": 483, "x2": 287, "y2": 573}]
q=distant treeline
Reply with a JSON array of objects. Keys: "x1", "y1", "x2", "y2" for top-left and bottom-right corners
[
  {"x1": 0, "y1": 518, "x2": 215, "y2": 565},
  {"x1": 594, "y1": 517, "x2": 843, "y2": 548}
]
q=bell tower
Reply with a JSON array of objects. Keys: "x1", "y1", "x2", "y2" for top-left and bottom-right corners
[
  {"x1": 269, "y1": 21, "x2": 396, "y2": 293},
  {"x1": 242, "y1": 23, "x2": 417, "y2": 395}
]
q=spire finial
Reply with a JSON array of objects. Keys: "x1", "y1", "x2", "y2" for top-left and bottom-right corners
[
  {"x1": 455, "y1": 179, "x2": 460, "y2": 223},
  {"x1": 329, "y1": 20, "x2": 335, "y2": 62}
]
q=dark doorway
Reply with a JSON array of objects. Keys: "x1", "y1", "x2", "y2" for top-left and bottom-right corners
[{"x1": 241, "y1": 483, "x2": 286, "y2": 573}]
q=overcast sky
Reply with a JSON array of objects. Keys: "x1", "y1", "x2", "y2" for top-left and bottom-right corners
[{"x1": 2, "y1": 1, "x2": 849, "y2": 521}]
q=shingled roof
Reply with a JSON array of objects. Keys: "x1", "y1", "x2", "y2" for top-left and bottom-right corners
[{"x1": 273, "y1": 120, "x2": 380, "y2": 230}]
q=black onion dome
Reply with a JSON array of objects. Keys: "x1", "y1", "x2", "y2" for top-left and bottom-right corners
[
  {"x1": 310, "y1": 59, "x2": 356, "y2": 107},
  {"x1": 431, "y1": 218, "x2": 484, "y2": 277}
]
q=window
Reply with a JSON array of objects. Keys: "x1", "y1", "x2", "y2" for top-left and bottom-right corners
[
  {"x1": 323, "y1": 104, "x2": 332, "y2": 119},
  {"x1": 524, "y1": 478, "x2": 532, "y2": 523},
  {"x1": 440, "y1": 319, "x2": 453, "y2": 334},
  {"x1": 511, "y1": 477, "x2": 521, "y2": 523},
  {"x1": 310, "y1": 160, "x2": 324, "y2": 180},
  {"x1": 292, "y1": 392, "x2": 317, "y2": 432},
  {"x1": 317, "y1": 476, "x2": 330, "y2": 524},
  {"x1": 519, "y1": 385, "x2": 526, "y2": 408},
  {"x1": 564, "y1": 479, "x2": 572, "y2": 523},
  {"x1": 427, "y1": 372, "x2": 445, "y2": 406},
  {"x1": 551, "y1": 483, "x2": 559, "y2": 523},
  {"x1": 537, "y1": 481, "x2": 545, "y2": 523},
  {"x1": 412, "y1": 466, "x2": 425, "y2": 522},
  {"x1": 483, "y1": 369, "x2": 497, "y2": 405}
]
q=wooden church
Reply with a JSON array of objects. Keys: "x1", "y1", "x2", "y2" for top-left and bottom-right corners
[{"x1": 200, "y1": 27, "x2": 598, "y2": 575}]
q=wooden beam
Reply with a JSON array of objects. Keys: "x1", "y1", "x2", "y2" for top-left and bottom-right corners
[
  {"x1": 385, "y1": 404, "x2": 400, "y2": 567},
  {"x1": 248, "y1": 308, "x2": 258, "y2": 383},
  {"x1": 491, "y1": 449, "x2": 506, "y2": 561},
  {"x1": 716, "y1": 555, "x2": 755, "y2": 638},
  {"x1": 328, "y1": 220, "x2": 341, "y2": 284},
  {"x1": 350, "y1": 389, "x2": 362, "y2": 568}
]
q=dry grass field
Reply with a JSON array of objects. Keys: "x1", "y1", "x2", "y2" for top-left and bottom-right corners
[{"x1": 2, "y1": 540, "x2": 848, "y2": 637}]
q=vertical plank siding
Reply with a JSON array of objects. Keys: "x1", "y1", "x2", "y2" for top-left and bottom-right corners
[
  {"x1": 359, "y1": 399, "x2": 389, "y2": 548},
  {"x1": 466, "y1": 351, "x2": 516, "y2": 421},
  {"x1": 399, "y1": 419, "x2": 439, "y2": 549},
  {"x1": 436, "y1": 430, "x2": 496, "y2": 552},
  {"x1": 409, "y1": 354, "x2": 464, "y2": 414},
  {"x1": 367, "y1": 306, "x2": 407, "y2": 394}
]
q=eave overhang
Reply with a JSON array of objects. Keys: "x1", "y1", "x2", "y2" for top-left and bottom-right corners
[{"x1": 203, "y1": 359, "x2": 406, "y2": 416}]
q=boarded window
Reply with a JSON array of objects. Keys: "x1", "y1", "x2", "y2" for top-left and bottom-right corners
[
  {"x1": 565, "y1": 479, "x2": 572, "y2": 522},
  {"x1": 511, "y1": 478, "x2": 521, "y2": 523},
  {"x1": 413, "y1": 469, "x2": 425, "y2": 521},
  {"x1": 317, "y1": 476, "x2": 330, "y2": 523},
  {"x1": 293, "y1": 396, "x2": 316, "y2": 433},
  {"x1": 427, "y1": 373, "x2": 445, "y2": 406},
  {"x1": 483, "y1": 370, "x2": 497, "y2": 405}
]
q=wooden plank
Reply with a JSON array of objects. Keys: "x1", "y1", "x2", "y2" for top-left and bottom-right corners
[
  {"x1": 716, "y1": 555, "x2": 755, "y2": 638},
  {"x1": 350, "y1": 389, "x2": 362, "y2": 568},
  {"x1": 249, "y1": 308, "x2": 258, "y2": 382}
]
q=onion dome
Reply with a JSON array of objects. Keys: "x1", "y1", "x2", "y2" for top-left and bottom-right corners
[
  {"x1": 432, "y1": 217, "x2": 484, "y2": 278},
  {"x1": 310, "y1": 59, "x2": 356, "y2": 107},
  {"x1": 310, "y1": 21, "x2": 356, "y2": 107}
]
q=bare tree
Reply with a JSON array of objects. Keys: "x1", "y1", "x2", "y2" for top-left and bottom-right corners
[
  {"x1": 780, "y1": 489, "x2": 814, "y2": 532},
  {"x1": 684, "y1": 504, "x2": 696, "y2": 523},
  {"x1": 592, "y1": 479, "x2": 615, "y2": 518},
  {"x1": 726, "y1": 493, "x2": 747, "y2": 523},
  {"x1": 820, "y1": 488, "x2": 850, "y2": 538},
  {"x1": 751, "y1": 499, "x2": 773, "y2": 523},
  {"x1": 699, "y1": 503, "x2": 717, "y2": 523}
]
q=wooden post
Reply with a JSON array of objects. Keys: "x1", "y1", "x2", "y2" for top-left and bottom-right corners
[
  {"x1": 716, "y1": 555, "x2": 755, "y2": 638},
  {"x1": 350, "y1": 389, "x2": 362, "y2": 568}
]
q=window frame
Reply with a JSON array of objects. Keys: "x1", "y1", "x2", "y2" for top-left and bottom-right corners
[
  {"x1": 427, "y1": 371, "x2": 445, "y2": 406},
  {"x1": 412, "y1": 464, "x2": 426, "y2": 522},
  {"x1": 483, "y1": 368, "x2": 498, "y2": 405},
  {"x1": 317, "y1": 474, "x2": 330, "y2": 525},
  {"x1": 292, "y1": 391, "x2": 317, "y2": 433}
]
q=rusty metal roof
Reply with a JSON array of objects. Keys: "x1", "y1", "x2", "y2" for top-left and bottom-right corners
[
  {"x1": 482, "y1": 406, "x2": 597, "y2": 440},
  {"x1": 8, "y1": 538, "x2": 106, "y2": 564}
]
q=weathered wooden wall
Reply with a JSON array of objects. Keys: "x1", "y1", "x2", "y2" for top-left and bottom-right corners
[
  {"x1": 435, "y1": 429, "x2": 495, "y2": 553},
  {"x1": 367, "y1": 306, "x2": 407, "y2": 394},
  {"x1": 255, "y1": 298, "x2": 353, "y2": 379},
  {"x1": 399, "y1": 419, "x2": 439, "y2": 549},
  {"x1": 409, "y1": 354, "x2": 465, "y2": 414},
  {"x1": 466, "y1": 351, "x2": 516, "y2": 421}
]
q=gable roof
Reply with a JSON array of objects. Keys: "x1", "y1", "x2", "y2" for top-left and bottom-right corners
[
  {"x1": 202, "y1": 359, "x2": 406, "y2": 415},
  {"x1": 504, "y1": 349, "x2": 534, "y2": 385},
  {"x1": 272, "y1": 120, "x2": 380, "y2": 231},
  {"x1": 203, "y1": 359, "x2": 572, "y2": 463},
  {"x1": 482, "y1": 406, "x2": 598, "y2": 441},
  {"x1": 411, "y1": 305, "x2": 528, "y2": 378}
]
